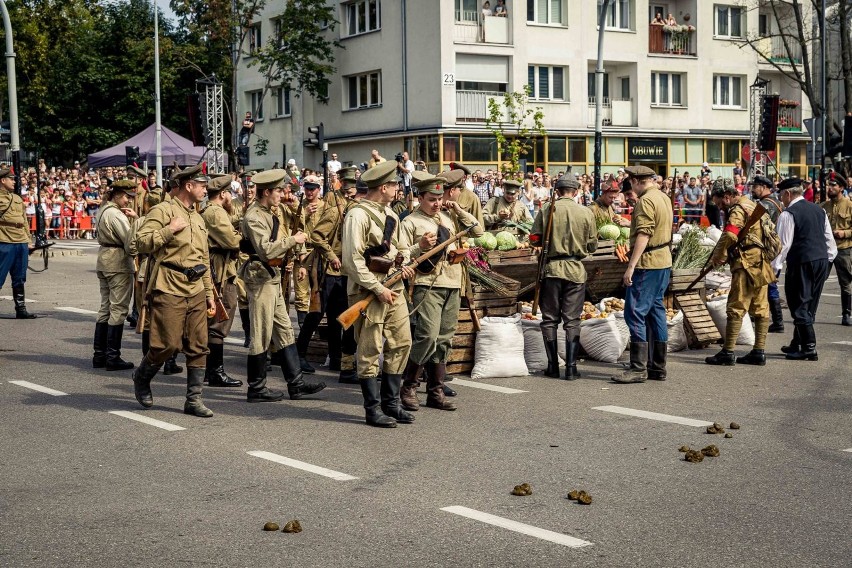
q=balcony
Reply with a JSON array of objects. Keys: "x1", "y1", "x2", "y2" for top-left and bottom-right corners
[
  {"x1": 456, "y1": 90, "x2": 503, "y2": 123},
  {"x1": 587, "y1": 97, "x2": 636, "y2": 127},
  {"x1": 454, "y1": 11, "x2": 511, "y2": 44},
  {"x1": 649, "y1": 24, "x2": 696, "y2": 56},
  {"x1": 778, "y1": 100, "x2": 801, "y2": 132}
]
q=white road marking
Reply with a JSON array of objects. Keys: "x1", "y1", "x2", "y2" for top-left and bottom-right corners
[
  {"x1": 833, "y1": 341, "x2": 852, "y2": 346},
  {"x1": 0, "y1": 296, "x2": 38, "y2": 302},
  {"x1": 108, "y1": 411, "x2": 185, "y2": 431},
  {"x1": 223, "y1": 337, "x2": 244, "y2": 346},
  {"x1": 452, "y1": 379, "x2": 527, "y2": 394},
  {"x1": 822, "y1": 293, "x2": 841, "y2": 297},
  {"x1": 593, "y1": 405, "x2": 713, "y2": 427},
  {"x1": 248, "y1": 450, "x2": 358, "y2": 481},
  {"x1": 441, "y1": 506, "x2": 593, "y2": 548},
  {"x1": 843, "y1": 448, "x2": 852, "y2": 453},
  {"x1": 9, "y1": 380, "x2": 67, "y2": 396},
  {"x1": 56, "y1": 307, "x2": 98, "y2": 315}
]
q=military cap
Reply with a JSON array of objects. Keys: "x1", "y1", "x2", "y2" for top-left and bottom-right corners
[
  {"x1": 110, "y1": 179, "x2": 137, "y2": 197},
  {"x1": 436, "y1": 169, "x2": 465, "y2": 189},
  {"x1": 749, "y1": 175, "x2": 774, "y2": 189},
  {"x1": 252, "y1": 168, "x2": 288, "y2": 191},
  {"x1": 355, "y1": 179, "x2": 369, "y2": 194},
  {"x1": 449, "y1": 162, "x2": 471, "y2": 175},
  {"x1": 624, "y1": 165, "x2": 656, "y2": 178},
  {"x1": 711, "y1": 177, "x2": 736, "y2": 196},
  {"x1": 554, "y1": 176, "x2": 580, "y2": 191},
  {"x1": 413, "y1": 176, "x2": 445, "y2": 195},
  {"x1": 303, "y1": 175, "x2": 322, "y2": 190},
  {"x1": 359, "y1": 160, "x2": 400, "y2": 189},
  {"x1": 205, "y1": 174, "x2": 232, "y2": 194},
  {"x1": 147, "y1": 189, "x2": 164, "y2": 207},
  {"x1": 502, "y1": 179, "x2": 523, "y2": 194},
  {"x1": 0, "y1": 165, "x2": 13, "y2": 179},
  {"x1": 339, "y1": 166, "x2": 358, "y2": 184},
  {"x1": 171, "y1": 163, "x2": 210, "y2": 184},
  {"x1": 126, "y1": 165, "x2": 147, "y2": 179},
  {"x1": 410, "y1": 170, "x2": 433, "y2": 184},
  {"x1": 827, "y1": 172, "x2": 847, "y2": 187},
  {"x1": 777, "y1": 177, "x2": 803, "y2": 192}
]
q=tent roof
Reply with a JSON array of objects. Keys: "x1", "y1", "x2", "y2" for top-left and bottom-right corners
[{"x1": 87, "y1": 124, "x2": 221, "y2": 169}]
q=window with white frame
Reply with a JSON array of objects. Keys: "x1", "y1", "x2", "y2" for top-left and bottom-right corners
[
  {"x1": 346, "y1": 71, "x2": 381, "y2": 110},
  {"x1": 528, "y1": 65, "x2": 567, "y2": 101},
  {"x1": 345, "y1": 0, "x2": 380, "y2": 37},
  {"x1": 714, "y1": 5, "x2": 743, "y2": 38},
  {"x1": 651, "y1": 72, "x2": 684, "y2": 107},
  {"x1": 712, "y1": 74, "x2": 744, "y2": 108},
  {"x1": 247, "y1": 23, "x2": 261, "y2": 54},
  {"x1": 274, "y1": 87, "x2": 291, "y2": 118},
  {"x1": 249, "y1": 91, "x2": 264, "y2": 121},
  {"x1": 527, "y1": 0, "x2": 567, "y2": 26},
  {"x1": 599, "y1": 0, "x2": 632, "y2": 30}
]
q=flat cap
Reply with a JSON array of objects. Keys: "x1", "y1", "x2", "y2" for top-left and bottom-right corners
[
  {"x1": 126, "y1": 165, "x2": 147, "y2": 179},
  {"x1": 555, "y1": 176, "x2": 580, "y2": 191},
  {"x1": 252, "y1": 168, "x2": 288, "y2": 191},
  {"x1": 206, "y1": 174, "x2": 232, "y2": 194},
  {"x1": 339, "y1": 166, "x2": 358, "y2": 184},
  {"x1": 749, "y1": 175, "x2": 774, "y2": 188},
  {"x1": 777, "y1": 177, "x2": 803, "y2": 192},
  {"x1": 827, "y1": 171, "x2": 847, "y2": 188},
  {"x1": 449, "y1": 162, "x2": 471, "y2": 175},
  {"x1": 171, "y1": 163, "x2": 209, "y2": 184},
  {"x1": 110, "y1": 179, "x2": 137, "y2": 196},
  {"x1": 0, "y1": 165, "x2": 13, "y2": 179},
  {"x1": 624, "y1": 165, "x2": 656, "y2": 178},
  {"x1": 146, "y1": 189, "x2": 163, "y2": 207},
  {"x1": 435, "y1": 169, "x2": 465, "y2": 189},
  {"x1": 413, "y1": 176, "x2": 445, "y2": 195},
  {"x1": 359, "y1": 160, "x2": 400, "y2": 189},
  {"x1": 502, "y1": 179, "x2": 522, "y2": 193}
]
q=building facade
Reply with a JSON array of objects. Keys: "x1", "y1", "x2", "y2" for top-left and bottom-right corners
[{"x1": 237, "y1": 0, "x2": 813, "y2": 179}]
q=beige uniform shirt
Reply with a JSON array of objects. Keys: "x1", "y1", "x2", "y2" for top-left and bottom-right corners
[
  {"x1": 532, "y1": 197, "x2": 598, "y2": 283},
  {"x1": 711, "y1": 198, "x2": 775, "y2": 286},
  {"x1": 96, "y1": 202, "x2": 136, "y2": 273},
  {"x1": 299, "y1": 199, "x2": 326, "y2": 259},
  {"x1": 630, "y1": 187, "x2": 673, "y2": 270},
  {"x1": 400, "y1": 207, "x2": 483, "y2": 289},
  {"x1": 483, "y1": 196, "x2": 533, "y2": 230},
  {"x1": 456, "y1": 188, "x2": 484, "y2": 227},
  {"x1": 822, "y1": 196, "x2": 852, "y2": 250},
  {"x1": 342, "y1": 199, "x2": 406, "y2": 296},
  {"x1": 0, "y1": 188, "x2": 30, "y2": 243},
  {"x1": 136, "y1": 198, "x2": 213, "y2": 301},
  {"x1": 202, "y1": 203, "x2": 241, "y2": 282},
  {"x1": 312, "y1": 190, "x2": 355, "y2": 276},
  {"x1": 590, "y1": 198, "x2": 624, "y2": 226},
  {"x1": 239, "y1": 202, "x2": 299, "y2": 285}
]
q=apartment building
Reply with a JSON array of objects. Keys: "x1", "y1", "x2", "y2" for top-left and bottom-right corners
[{"x1": 237, "y1": 0, "x2": 813, "y2": 178}]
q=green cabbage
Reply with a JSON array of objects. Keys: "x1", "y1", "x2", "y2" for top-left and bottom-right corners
[
  {"x1": 495, "y1": 231, "x2": 518, "y2": 251},
  {"x1": 477, "y1": 233, "x2": 498, "y2": 250},
  {"x1": 620, "y1": 226, "x2": 631, "y2": 240},
  {"x1": 598, "y1": 224, "x2": 620, "y2": 240}
]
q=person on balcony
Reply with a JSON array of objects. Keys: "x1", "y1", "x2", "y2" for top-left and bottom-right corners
[
  {"x1": 481, "y1": 1, "x2": 492, "y2": 17},
  {"x1": 666, "y1": 13, "x2": 678, "y2": 25},
  {"x1": 651, "y1": 12, "x2": 664, "y2": 25},
  {"x1": 494, "y1": 0, "x2": 507, "y2": 17}
]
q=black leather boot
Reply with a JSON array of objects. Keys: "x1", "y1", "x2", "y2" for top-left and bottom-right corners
[
  {"x1": 280, "y1": 344, "x2": 326, "y2": 399},
  {"x1": 13, "y1": 285, "x2": 36, "y2": 319},
  {"x1": 246, "y1": 351, "x2": 285, "y2": 402},
  {"x1": 239, "y1": 308, "x2": 251, "y2": 348},
  {"x1": 132, "y1": 356, "x2": 161, "y2": 408},
  {"x1": 381, "y1": 373, "x2": 415, "y2": 424},
  {"x1": 781, "y1": 326, "x2": 800, "y2": 354},
  {"x1": 205, "y1": 343, "x2": 242, "y2": 387},
  {"x1": 785, "y1": 324, "x2": 818, "y2": 361},
  {"x1": 647, "y1": 341, "x2": 668, "y2": 380},
  {"x1": 93, "y1": 321, "x2": 108, "y2": 368},
  {"x1": 184, "y1": 367, "x2": 213, "y2": 417},
  {"x1": 736, "y1": 349, "x2": 766, "y2": 365},
  {"x1": 564, "y1": 336, "x2": 581, "y2": 380},
  {"x1": 443, "y1": 384, "x2": 457, "y2": 397},
  {"x1": 768, "y1": 297, "x2": 785, "y2": 333},
  {"x1": 162, "y1": 355, "x2": 183, "y2": 375},
  {"x1": 842, "y1": 291, "x2": 851, "y2": 327},
  {"x1": 296, "y1": 312, "x2": 321, "y2": 373},
  {"x1": 543, "y1": 338, "x2": 560, "y2": 378},
  {"x1": 141, "y1": 330, "x2": 150, "y2": 358},
  {"x1": 613, "y1": 341, "x2": 647, "y2": 383},
  {"x1": 105, "y1": 324, "x2": 134, "y2": 371},
  {"x1": 400, "y1": 359, "x2": 423, "y2": 411},
  {"x1": 705, "y1": 349, "x2": 736, "y2": 366},
  {"x1": 360, "y1": 377, "x2": 397, "y2": 428}
]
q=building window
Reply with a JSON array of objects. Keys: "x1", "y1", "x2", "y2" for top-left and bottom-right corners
[
  {"x1": 346, "y1": 71, "x2": 381, "y2": 110},
  {"x1": 274, "y1": 87, "x2": 291, "y2": 118},
  {"x1": 249, "y1": 91, "x2": 264, "y2": 121},
  {"x1": 758, "y1": 14, "x2": 769, "y2": 37},
  {"x1": 587, "y1": 72, "x2": 610, "y2": 100},
  {"x1": 528, "y1": 65, "x2": 567, "y2": 101},
  {"x1": 345, "y1": 0, "x2": 380, "y2": 37},
  {"x1": 247, "y1": 23, "x2": 261, "y2": 54},
  {"x1": 712, "y1": 74, "x2": 743, "y2": 108},
  {"x1": 714, "y1": 5, "x2": 743, "y2": 38},
  {"x1": 527, "y1": 0, "x2": 566, "y2": 26},
  {"x1": 599, "y1": 0, "x2": 631, "y2": 30},
  {"x1": 651, "y1": 72, "x2": 684, "y2": 107}
]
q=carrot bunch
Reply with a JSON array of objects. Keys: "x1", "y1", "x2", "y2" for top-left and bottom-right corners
[{"x1": 615, "y1": 243, "x2": 631, "y2": 263}]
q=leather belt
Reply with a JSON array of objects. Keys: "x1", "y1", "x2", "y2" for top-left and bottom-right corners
[
  {"x1": 0, "y1": 220, "x2": 24, "y2": 229},
  {"x1": 547, "y1": 254, "x2": 580, "y2": 262}
]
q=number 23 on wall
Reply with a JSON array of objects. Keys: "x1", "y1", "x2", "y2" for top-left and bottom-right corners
[{"x1": 443, "y1": 73, "x2": 455, "y2": 86}]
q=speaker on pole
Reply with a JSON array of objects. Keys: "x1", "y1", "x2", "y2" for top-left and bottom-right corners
[{"x1": 758, "y1": 94, "x2": 780, "y2": 152}]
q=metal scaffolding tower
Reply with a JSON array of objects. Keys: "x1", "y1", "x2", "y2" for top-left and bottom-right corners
[
  {"x1": 198, "y1": 76, "x2": 225, "y2": 173},
  {"x1": 748, "y1": 78, "x2": 769, "y2": 180}
]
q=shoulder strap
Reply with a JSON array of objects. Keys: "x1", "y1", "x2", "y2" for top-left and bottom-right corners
[{"x1": 352, "y1": 203, "x2": 385, "y2": 230}]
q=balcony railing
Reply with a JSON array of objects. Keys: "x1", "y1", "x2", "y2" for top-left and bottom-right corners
[
  {"x1": 778, "y1": 101, "x2": 801, "y2": 131},
  {"x1": 456, "y1": 90, "x2": 503, "y2": 123},
  {"x1": 769, "y1": 35, "x2": 803, "y2": 64},
  {"x1": 453, "y1": 10, "x2": 511, "y2": 44},
  {"x1": 587, "y1": 97, "x2": 636, "y2": 127},
  {"x1": 649, "y1": 24, "x2": 696, "y2": 56}
]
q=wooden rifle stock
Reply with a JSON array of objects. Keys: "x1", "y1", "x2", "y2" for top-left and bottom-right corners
[
  {"x1": 531, "y1": 187, "x2": 557, "y2": 314},
  {"x1": 337, "y1": 224, "x2": 477, "y2": 330},
  {"x1": 211, "y1": 284, "x2": 229, "y2": 322}
]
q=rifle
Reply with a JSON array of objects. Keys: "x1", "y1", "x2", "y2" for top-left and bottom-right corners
[
  {"x1": 136, "y1": 255, "x2": 155, "y2": 334},
  {"x1": 308, "y1": 251, "x2": 323, "y2": 313},
  {"x1": 210, "y1": 256, "x2": 230, "y2": 323},
  {"x1": 338, "y1": 224, "x2": 478, "y2": 330},
  {"x1": 685, "y1": 202, "x2": 766, "y2": 292},
  {"x1": 531, "y1": 185, "x2": 557, "y2": 314}
]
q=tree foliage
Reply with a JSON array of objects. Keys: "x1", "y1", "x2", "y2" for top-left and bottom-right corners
[{"x1": 485, "y1": 88, "x2": 546, "y2": 178}]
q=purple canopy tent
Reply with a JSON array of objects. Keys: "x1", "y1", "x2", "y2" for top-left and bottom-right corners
[{"x1": 86, "y1": 124, "x2": 224, "y2": 169}]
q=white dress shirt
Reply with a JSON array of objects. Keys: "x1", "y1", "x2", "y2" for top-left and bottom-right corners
[{"x1": 771, "y1": 196, "x2": 838, "y2": 272}]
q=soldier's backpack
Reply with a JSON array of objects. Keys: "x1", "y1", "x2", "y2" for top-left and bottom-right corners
[{"x1": 758, "y1": 212, "x2": 783, "y2": 262}]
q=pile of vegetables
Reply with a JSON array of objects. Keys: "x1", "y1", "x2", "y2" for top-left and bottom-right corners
[
  {"x1": 463, "y1": 247, "x2": 514, "y2": 296},
  {"x1": 672, "y1": 226, "x2": 712, "y2": 269},
  {"x1": 495, "y1": 231, "x2": 518, "y2": 251},
  {"x1": 476, "y1": 233, "x2": 498, "y2": 250},
  {"x1": 581, "y1": 302, "x2": 612, "y2": 320},
  {"x1": 598, "y1": 222, "x2": 632, "y2": 263}
]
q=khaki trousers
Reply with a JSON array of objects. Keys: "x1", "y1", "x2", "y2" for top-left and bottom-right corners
[
  {"x1": 246, "y1": 279, "x2": 295, "y2": 356},
  {"x1": 293, "y1": 262, "x2": 310, "y2": 312},
  {"x1": 96, "y1": 271, "x2": 133, "y2": 326},
  {"x1": 409, "y1": 286, "x2": 460, "y2": 364},
  {"x1": 148, "y1": 291, "x2": 209, "y2": 368},
  {"x1": 208, "y1": 278, "x2": 238, "y2": 345},
  {"x1": 350, "y1": 287, "x2": 412, "y2": 377},
  {"x1": 726, "y1": 269, "x2": 769, "y2": 320}
]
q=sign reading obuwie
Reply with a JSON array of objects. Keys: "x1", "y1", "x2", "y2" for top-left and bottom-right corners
[{"x1": 628, "y1": 138, "x2": 667, "y2": 162}]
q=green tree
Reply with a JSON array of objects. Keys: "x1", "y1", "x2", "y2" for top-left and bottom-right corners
[{"x1": 485, "y1": 87, "x2": 546, "y2": 178}]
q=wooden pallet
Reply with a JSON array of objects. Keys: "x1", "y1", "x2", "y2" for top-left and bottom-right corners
[
  {"x1": 669, "y1": 268, "x2": 704, "y2": 293},
  {"x1": 488, "y1": 249, "x2": 538, "y2": 292},
  {"x1": 674, "y1": 291, "x2": 721, "y2": 348}
]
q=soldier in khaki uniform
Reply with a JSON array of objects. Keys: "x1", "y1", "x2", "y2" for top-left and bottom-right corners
[
  {"x1": 342, "y1": 160, "x2": 416, "y2": 428},
  {"x1": 589, "y1": 184, "x2": 630, "y2": 227},
  {"x1": 310, "y1": 167, "x2": 359, "y2": 383},
  {"x1": 232, "y1": 175, "x2": 255, "y2": 346},
  {"x1": 399, "y1": 176, "x2": 483, "y2": 412},
  {"x1": 483, "y1": 179, "x2": 533, "y2": 231},
  {"x1": 294, "y1": 176, "x2": 328, "y2": 372},
  {"x1": 445, "y1": 163, "x2": 484, "y2": 227},
  {"x1": 240, "y1": 169, "x2": 326, "y2": 403},
  {"x1": 201, "y1": 175, "x2": 243, "y2": 387},
  {"x1": 530, "y1": 177, "x2": 598, "y2": 380},
  {"x1": 132, "y1": 165, "x2": 216, "y2": 418},
  {"x1": 614, "y1": 165, "x2": 674, "y2": 384},
  {"x1": 127, "y1": 165, "x2": 149, "y2": 217},
  {"x1": 822, "y1": 174, "x2": 852, "y2": 326},
  {"x1": 133, "y1": 190, "x2": 164, "y2": 357},
  {"x1": 0, "y1": 166, "x2": 36, "y2": 319},
  {"x1": 93, "y1": 179, "x2": 138, "y2": 371},
  {"x1": 705, "y1": 179, "x2": 776, "y2": 366}
]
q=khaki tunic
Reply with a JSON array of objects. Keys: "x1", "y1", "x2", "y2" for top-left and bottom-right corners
[
  {"x1": 311, "y1": 190, "x2": 354, "y2": 276},
  {"x1": 203, "y1": 202, "x2": 242, "y2": 341},
  {"x1": 294, "y1": 199, "x2": 326, "y2": 312},
  {"x1": 532, "y1": 198, "x2": 598, "y2": 283},
  {"x1": 0, "y1": 188, "x2": 30, "y2": 243},
  {"x1": 822, "y1": 196, "x2": 852, "y2": 250},
  {"x1": 131, "y1": 185, "x2": 148, "y2": 217},
  {"x1": 95, "y1": 202, "x2": 137, "y2": 325},
  {"x1": 590, "y1": 198, "x2": 624, "y2": 226},
  {"x1": 630, "y1": 187, "x2": 673, "y2": 270},
  {"x1": 483, "y1": 196, "x2": 533, "y2": 231},
  {"x1": 456, "y1": 187, "x2": 485, "y2": 227}
]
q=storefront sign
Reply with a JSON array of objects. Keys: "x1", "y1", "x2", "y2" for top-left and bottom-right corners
[{"x1": 628, "y1": 138, "x2": 667, "y2": 162}]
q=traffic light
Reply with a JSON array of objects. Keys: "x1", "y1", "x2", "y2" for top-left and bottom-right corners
[
  {"x1": 306, "y1": 123, "x2": 324, "y2": 149},
  {"x1": 0, "y1": 121, "x2": 10, "y2": 144},
  {"x1": 236, "y1": 145, "x2": 250, "y2": 166},
  {"x1": 757, "y1": 94, "x2": 780, "y2": 152},
  {"x1": 125, "y1": 145, "x2": 141, "y2": 167}
]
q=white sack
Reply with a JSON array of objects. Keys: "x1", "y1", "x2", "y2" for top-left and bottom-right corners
[
  {"x1": 521, "y1": 317, "x2": 548, "y2": 373},
  {"x1": 579, "y1": 314, "x2": 627, "y2": 363},
  {"x1": 471, "y1": 315, "x2": 529, "y2": 379},
  {"x1": 705, "y1": 295, "x2": 755, "y2": 346},
  {"x1": 667, "y1": 310, "x2": 688, "y2": 352},
  {"x1": 597, "y1": 297, "x2": 630, "y2": 347}
]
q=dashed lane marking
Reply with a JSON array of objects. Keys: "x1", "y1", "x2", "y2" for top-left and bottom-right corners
[
  {"x1": 593, "y1": 405, "x2": 713, "y2": 427},
  {"x1": 56, "y1": 307, "x2": 98, "y2": 315},
  {"x1": 0, "y1": 296, "x2": 38, "y2": 302},
  {"x1": 441, "y1": 506, "x2": 593, "y2": 548},
  {"x1": 833, "y1": 341, "x2": 852, "y2": 346},
  {"x1": 451, "y1": 379, "x2": 527, "y2": 394},
  {"x1": 843, "y1": 448, "x2": 852, "y2": 453},
  {"x1": 108, "y1": 411, "x2": 185, "y2": 431},
  {"x1": 822, "y1": 293, "x2": 841, "y2": 297},
  {"x1": 9, "y1": 380, "x2": 67, "y2": 396},
  {"x1": 248, "y1": 450, "x2": 358, "y2": 481},
  {"x1": 223, "y1": 337, "x2": 244, "y2": 346}
]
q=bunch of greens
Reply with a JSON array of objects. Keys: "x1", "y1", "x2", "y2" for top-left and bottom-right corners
[{"x1": 672, "y1": 227, "x2": 712, "y2": 269}]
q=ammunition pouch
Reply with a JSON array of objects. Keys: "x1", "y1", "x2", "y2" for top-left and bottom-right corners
[
  {"x1": 416, "y1": 225, "x2": 451, "y2": 274},
  {"x1": 161, "y1": 262, "x2": 208, "y2": 282}
]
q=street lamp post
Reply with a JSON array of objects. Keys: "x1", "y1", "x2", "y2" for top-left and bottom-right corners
[
  {"x1": 153, "y1": 1, "x2": 163, "y2": 186},
  {"x1": 0, "y1": 0, "x2": 21, "y2": 194},
  {"x1": 594, "y1": 0, "x2": 612, "y2": 199}
]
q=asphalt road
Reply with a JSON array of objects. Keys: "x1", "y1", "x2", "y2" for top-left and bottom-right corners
[{"x1": 1, "y1": 245, "x2": 850, "y2": 567}]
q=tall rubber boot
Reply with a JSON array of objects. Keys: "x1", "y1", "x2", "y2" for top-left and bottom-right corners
[
  {"x1": 381, "y1": 372, "x2": 415, "y2": 423},
  {"x1": 132, "y1": 356, "x2": 161, "y2": 408},
  {"x1": 339, "y1": 353, "x2": 358, "y2": 384},
  {"x1": 105, "y1": 324, "x2": 135, "y2": 371},
  {"x1": 360, "y1": 377, "x2": 397, "y2": 428},
  {"x1": 425, "y1": 362, "x2": 456, "y2": 410},
  {"x1": 564, "y1": 335, "x2": 582, "y2": 380},
  {"x1": 183, "y1": 367, "x2": 213, "y2": 417},
  {"x1": 246, "y1": 351, "x2": 285, "y2": 402},
  {"x1": 842, "y1": 291, "x2": 852, "y2": 327},
  {"x1": 768, "y1": 297, "x2": 785, "y2": 333},
  {"x1": 543, "y1": 339, "x2": 560, "y2": 378},
  {"x1": 400, "y1": 359, "x2": 424, "y2": 411},
  {"x1": 239, "y1": 308, "x2": 251, "y2": 348},
  {"x1": 785, "y1": 324, "x2": 818, "y2": 360},
  {"x1": 92, "y1": 321, "x2": 108, "y2": 368},
  {"x1": 280, "y1": 343, "x2": 326, "y2": 399},
  {"x1": 12, "y1": 285, "x2": 36, "y2": 319},
  {"x1": 162, "y1": 354, "x2": 183, "y2": 375},
  {"x1": 205, "y1": 343, "x2": 242, "y2": 387},
  {"x1": 647, "y1": 341, "x2": 668, "y2": 380},
  {"x1": 613, "y1": 341, "x2": 648, "y2": 383}
]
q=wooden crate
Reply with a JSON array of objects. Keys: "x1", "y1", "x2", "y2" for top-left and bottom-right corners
[
  {"x1": 488, "y1": 249, "x2": 538, "y2": 291},
  {"x1": 669, "y1": 268, "x2": 704, "y2": 293},
  {"x1": 584, "y1": 256, "x2": 627, "y2": 302},
  {"x1": 674, "y1": 291, "x2": 721, "y2": 348}
]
